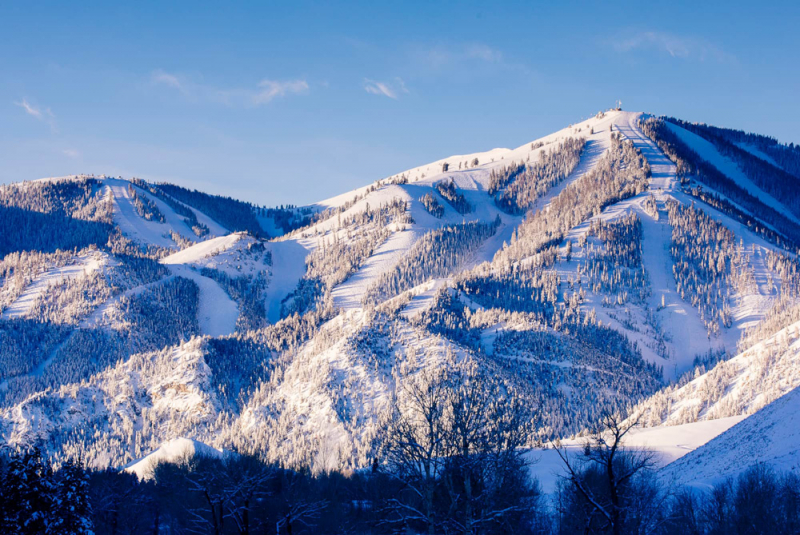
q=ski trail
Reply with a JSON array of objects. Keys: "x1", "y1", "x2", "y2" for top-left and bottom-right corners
[
  {"x1": 264, "y1": 239, "x2": 313, "y2": 323},
  {"x1": 166, "y1": 265, "x2": 239, "y2": 337},
  {"x1": 618, "y1": 113, "x2": 721, "y2": 377},
  {"x1": 1, "y1": 252, "x2": 107, "y2": 320},
  {"x1": 332, "y1": 228, "x2": 421, "y2": 311},
  {"x1": 105, "y1": 179, "x2": 177, "y2": 248}
]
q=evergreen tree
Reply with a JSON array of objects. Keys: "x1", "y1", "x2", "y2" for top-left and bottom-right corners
[
  {"x1": 0, "y1": 448, "x2": 56, "y2": 534},
  {"x1": 51, "y1": 458, "x2": 94, "y2": 535}
]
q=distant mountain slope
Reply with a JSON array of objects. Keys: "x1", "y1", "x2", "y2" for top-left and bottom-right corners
[{"x1": 2, "y1": 109, "x2": 800, "y2": 478}]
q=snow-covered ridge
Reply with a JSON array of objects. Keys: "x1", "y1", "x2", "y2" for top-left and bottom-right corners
[
  {"x1": 661, "y1": 384, "x2": 800, "y2": 487},
  {"x1": 2, "y1": 338, "x2": 222, "y2": 469},
  {"x1": 664, "y1": 121, "x2": 800, "y2": 225},
  {"x1": 123, "y1": 437, "x2": 224, "y2": 480},
  {"x1": 635, "y1": 316, "x2": 800, "y2": 428}
]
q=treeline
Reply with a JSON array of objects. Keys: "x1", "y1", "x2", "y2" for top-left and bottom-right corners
[
  {"x1": 131, "y1": 178, "x2": 210, "y2": 238},
  {"x1": 664, "y1": 119, "x2": 800, "y2": 179},
  {"x1": 494, "y1": 137, "x2": 586, "y2": 214},
  {"x1": 496, "y1": 133, "x2": 650, "y2": 265},
  {"x1": 413, "y1": 291, "x2": 662, "y2": 438},
  {"x1": 0, "y1": 276, "x2": 199, "y2": 407},
  {"x1": 419, "y1": 191, "x2": 445, "y2": 218},
  {"x1": 260, "y1": 204, "x2": 318, "y2": 234},
  {"x1": 282, "y1": 199, "x2": 408, "y2": 316},
  {"x1": 581, "y1": 213, "x2": 651, "y2": 306},
  {"x1": 665, "y1": 117, "x2": 800, "y2": 212},
  {"x1": 276, "y1": 181, "x2": 408, "y2": 241},
  {"x1": 639, "y1": 117, "x2": 800, "y2": 247},
  {"x1": 156, "y1": 182, "x2": 265, "y2": 237},
  {"x1": 0, "y1": 178, "x2": 113, "y2": 257},
  {"x1": 435, "y1": 179, "x2": 472, "y2": 214},
  {"x1": 683, "y1": 185, "x2": 800, "y2": 251},
  {"x1": 0, "y1": 248, "x2": 80, "y2": 314},
  {"x1": 456, "y1": 262, "x2": 561, "y2": 317},
  {"x1": 27, "y1": 270, "x2": 113, "y2": 325},
  {"x1": 667, "y1": 201, "x2": 755, "y2": 336},
  {"x1": 201, "y1": 267, "x2": 270, "y2": 332},
  {"x1": 5, "y1": 411, "x2": 797, "y2": 534},
  {"x1": 128, "y1": 184, "x2": 165, "y2": 223}
]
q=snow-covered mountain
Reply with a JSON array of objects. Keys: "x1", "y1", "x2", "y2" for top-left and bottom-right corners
[{"x1": 2, "y1": 109, "x2": 800, "y2": 482}]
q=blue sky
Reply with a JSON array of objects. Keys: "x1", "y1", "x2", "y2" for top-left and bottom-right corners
[{"x1": 1, "y1": 0, "x2": 798, "y2": 206}]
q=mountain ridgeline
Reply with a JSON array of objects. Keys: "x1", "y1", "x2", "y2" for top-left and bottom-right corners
[{"x1": 2, "y1": 110, "x2": 800, "y2": 533}]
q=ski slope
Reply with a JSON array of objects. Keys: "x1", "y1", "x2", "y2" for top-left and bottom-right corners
[
  {"x1": 104, "y1": 178, "x2": 227, "y2": 249},
  {"x1": 0, "y1": 251, "x2": 110, "y2": 320},
  {"x1": 664, "y1": 122, "x2": 800, "y2": 224},
  {"x1": 166, "y1": 265, "x2": 238, "y2": 337},
  {"x1": 263, "y1": 239, "x2": 312, "y2": 322}
]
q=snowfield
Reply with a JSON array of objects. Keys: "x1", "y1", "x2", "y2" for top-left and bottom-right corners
[
  {"x1": 528, "y1": 415, "x2": 746, "y2": 494},
  {"x1": 661, "y1": 385, "x2": 800, "y2": 488}
]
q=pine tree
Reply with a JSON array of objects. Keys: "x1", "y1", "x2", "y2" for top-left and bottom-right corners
[
  {"x1": 50, "y1": 458, "x2": 94, "y2": 535},
  {"x1": 1, "y1": 448, "x2": 56, "y2": 534}
]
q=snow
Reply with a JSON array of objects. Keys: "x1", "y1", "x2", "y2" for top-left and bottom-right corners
[
  {"x1": 1, "y1": 251, "x2": 110, "y2": 320},
  {"x1": 263, "y1": 239, "x2": 313, "y2": 322},
  {"x1": 332, "y1": 227, "x2": 421, "y2": 310},
  {"x1": 2, "y1": 338, "x2": 223, "y2": 467},
  {"x1": 636, "y1": 317, "x2": 800, "y2": 429},
  {"x1": 542, "y1": 113, "x2": 718, "y2": 378},
  {"x1": 526, "y1": 415, "x2": 745, "y2": 494},
  {"x1": 103, "y1": 178, "x2": 228, "y2": 249},
  {"x1": 531, "y1": 113, "x2": 782, "y2": 379},
  {"x1": 256, "y1": 212, "x2": 283, "y2": 238},
  {"x1": 161, "y1": 233, "x2": 244, "y2": 265},
  {"x1": 662, "y1": 385, "x2": 800, "y2": 488},
  {"x1": 734, "y1": 142, "x2": 781, "y2": 168},
  {"x1": 124, "y1": 437, "x2": 224, "y2": 480},
  {"x1": 104, "y1": 178, "x2": 177, "y2": 248},
  {"x1": 328, "y1": 113, "x2": 621, "y2": 315},
  {"x1": 400, "y1": 279, "x2": 446, "y2": 319},
  {"x1": 625, "y1": 114, "x2": 718, "y2": 375},
  {"x1": 664, "y1": 121, "x2": 800, "y2": 225},
  {"x1": 4, "y1": 109, "x2": 800, "y2": 483},
  {"x1": 80, "y1": 276, "x2": 175, "y2": 329},
  {"x1": 167, "y1": 264, "x2": 239, "y2": 337},
  {"x1": 313, "y1": 111, "x2": 623, "y2": 211}
]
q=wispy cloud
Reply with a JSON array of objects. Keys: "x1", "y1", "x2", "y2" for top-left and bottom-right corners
[
  {"x1": 62, "y1": 148, "x2": 80, "y2": 159},
  {"x1": 151, "y1": 70, "x2": 185, "y2": 92},
  {"x1": 15, "y1": 98, "x2": 58, "y2": 132},
  {"x1": 613, "y1": 31, "x2": 736, "y2": 63},
  {"x1": 364, "y1": 77, "x2": 409, "y2": 99},
  {"x1": 416, "y1": 42, "x2": 507, "y2": 70},
  {"x1": 253, "y1": 79, "x2": 309, "y2": 104},
  {"x1": 151, "y1": 70, "x2": 309, "y2": 106},
  {"x1": 465, "y1": 43, "x2": 503, "y2": 63}
]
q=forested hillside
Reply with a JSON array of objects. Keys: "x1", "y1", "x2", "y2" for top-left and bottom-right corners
[{"x1": 2, "y1": 110, "x2": 800, "y2": 533}]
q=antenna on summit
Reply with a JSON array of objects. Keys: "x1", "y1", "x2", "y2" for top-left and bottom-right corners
[{"x1": 615, "y1": 100, "x2": 623, "y2": 111}]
